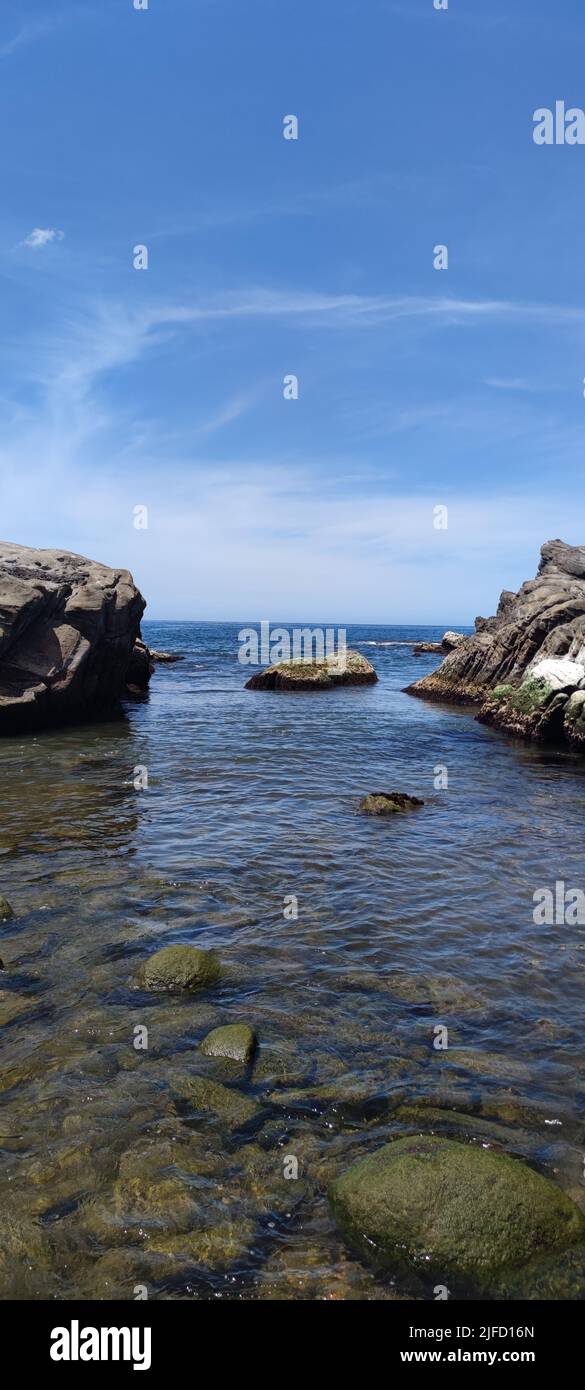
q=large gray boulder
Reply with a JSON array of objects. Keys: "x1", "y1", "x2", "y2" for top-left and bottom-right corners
[
  {"x1": 0, "y1": 542, "x2": 150, "y2": 732},
  {"x1": 407, "y1": 540, "x2": 585, "y2": 748}
]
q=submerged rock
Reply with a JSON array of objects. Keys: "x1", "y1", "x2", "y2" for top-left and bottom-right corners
[
  {"x1": 0, "y1": 992, "x2": 32, "y2": 1027},
  {"x1": 136, "y1": 944, "x2": 221, "y2": 993},
  {"x1": 329, "y1": 1135, "x2": 585, "y2": 1294},
  {"x1": 407, "y1": 539, "x2": 585, "y2": 749},
  {"x1": 359, "y1": 792, "x2": 424, "y2": 815},
  {"x1": 0, "y1": 895, "x2": 14, "y2": 919},
  {"x1": 200, "y1": 1022, "x2": 257, "y2": 1062},
  {"x1": 172, "y1": 1074, "x2": 261, "y2": 1130},
  {"x1": 0, "y1": 541, "x2": 152, "y2": 732},
  {"x1": 0, "y1": 1206, "x2": 54, "y2": 1298},
  {"x1": 246, "y1": 649, "x2": 377, "y2": 691}
]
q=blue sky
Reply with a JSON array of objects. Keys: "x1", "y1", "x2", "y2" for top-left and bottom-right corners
[{"x1": 1, "y1": 0, "x2": 585, "y2": 621}]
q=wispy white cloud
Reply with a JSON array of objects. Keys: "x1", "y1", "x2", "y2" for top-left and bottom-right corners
[
  {"x1": 1, "y1": 281, "x2": 585, "y2": 619},
  {"x1": 4, "y1": 285, "x2": 584, "y2": 467},
  {"x1": 197, "y1": 385, "x2": 266, "y2": 437},
  {"x1": 484, "y1": 377, "x2": 543, "y2": 393},
  {"x1": 20, "y1": 227, "x2": 65, "y2": 250},
  {"x1": 139, "y1": 289, "x2": 585, "y2": 333},
  {"x1": 0, "y1": 16, "x2": 67, "y2": 60}
]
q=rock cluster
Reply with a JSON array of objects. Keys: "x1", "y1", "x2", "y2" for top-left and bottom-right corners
[
  {"x1": 413, "y1": 630, "x2": 465, "y2": 655},
  {"x1": 0, "y1": 541, "x2": 151, "y2": 732},
  {"x1": 407, "y1": 540, "x2": 585, "y2": 748}
]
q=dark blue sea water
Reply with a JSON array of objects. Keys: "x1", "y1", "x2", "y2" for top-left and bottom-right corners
[{"x1": 1, "y1": 621, "x2": 585, "y2": 1299}]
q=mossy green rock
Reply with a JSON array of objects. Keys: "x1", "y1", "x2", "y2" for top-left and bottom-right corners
[
  {"x1": 0, "y1": 896, "x2": 14, "y2": 919},
  {"x1": 200, "y1": 1023, "x2": 257, "y2": 1062},
  {"x1": 173, "y1": 1074, "x2": 261, "y2": 1129},
  {"x1": 137, "y1": 944, "x2": 221, "y2": 992},
  {"x1": 359, "y1": 792, "x2": 424, "y2": 816},
  {"x1": 329, "y1": 1136, "x2": 585, "y2": 1292},
  {"x1": 246, "y1": 649, "x2": 377, "y2": 691}
]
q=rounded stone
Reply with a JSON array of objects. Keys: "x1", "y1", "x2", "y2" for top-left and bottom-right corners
[
  {"x1": 200, "y1": 1023, "x2": 257, "y2": 1062},
  {"x1": 329, "y1": 1135, "x2": 585, "y2": 1292},
  {"x1": 136, "y1": 944, "x2": 221, "y2": 993}
]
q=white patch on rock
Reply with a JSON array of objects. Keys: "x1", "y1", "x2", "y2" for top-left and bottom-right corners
[{"x1": 528, "y1": 657, "x2": 585, "y2": 690}]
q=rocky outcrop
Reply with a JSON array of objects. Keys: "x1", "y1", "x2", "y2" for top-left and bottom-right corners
[
  {"x1": 413, "y1": 630, "x2": 465, "y2": 655},
  {"x1": 0, "y1": 542, "x2": 151, "y2": 732},
  {"x1": 407, "y1": 540, "x2": 585, "y2": 748},
  {"x1": 150, "y1": 649, "x2": 183, "y2": 664},
  {"x1": 246, "y1": 650, "x2": 377, "y2": 691}
]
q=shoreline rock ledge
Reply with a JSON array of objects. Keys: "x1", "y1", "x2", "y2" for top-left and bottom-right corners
[
  {"x1": 0, "y1": 541, "x2": 152, "y2": 733},
  {"x1": 406, "y1": 540, "x2": 585, "y2": 749}
]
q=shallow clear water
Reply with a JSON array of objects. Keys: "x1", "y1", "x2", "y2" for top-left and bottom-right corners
[{"x1": 1, "y1": 622, "x2": 585, "y2": 1300}]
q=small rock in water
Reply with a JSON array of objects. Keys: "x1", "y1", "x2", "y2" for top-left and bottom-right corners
[
  {"x1": 150, "y1": 649, "x2": 183, "y2": 664},
  {"x1": 200, "y1": 1023, "x2": 257, "y2": 1062},
  {"x1": 136, "y1": 944, "x2": 222, "y2": 993},
  {"x1": 0, "y1": 896, "x2": 14, "y2": 919},
  {"x1": 359, "y1": 792, "x2": 424, "y2": 816},
  {"x1": 246, "y1": 649, "x2": 377, "y2": 691}
]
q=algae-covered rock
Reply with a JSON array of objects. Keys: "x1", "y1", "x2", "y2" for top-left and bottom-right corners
[
  {"x1": 0, "y1": 1206, "x2": 54, "y2": 1298},
  {"x1": 329, "y1": 1135, "x2": 585, "y2": 1293},
  {"x1": 0, "y1": 895, "x2": 14, "y2": 919},
  {"x1": 147, "y1": 1217, "x2": 258, "y2": 1270},
  {"x1": 358, "y1": 792, "x2": 424, "y2": 816},
  {"x1": 246, "y1": 649, "x2": 377, "y2": 691},
  {"x1": 0, "y1": 992, "x2": 31, "y2": 1027},
  {"x1": 200, "y1": 1022, "x2": 257, "y2": 1063},
  {"x1": 136, "y1": 944, "x2": 221, "y2": 993},
  {"x1": 82, "y1": 1172, "x2": 198, "y2": 1246},
  {"x1": 172, "y1": 1074, "x2": 261, "y2": 1130}
]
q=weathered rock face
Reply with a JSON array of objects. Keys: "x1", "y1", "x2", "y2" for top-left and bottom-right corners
[
  {"x1": 0, "y1": 542, "x2": 150, "y2": 732},
  {"x1": 246, "y1": 650, "x2": 378, "y2": 691},
  {"x1": 407, "y1": 540, "x2": 585, "y2": 748}
]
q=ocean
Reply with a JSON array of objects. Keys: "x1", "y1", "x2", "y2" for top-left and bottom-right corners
[{"x1": 1, "y1": 620, "x2": 585, "y2": 1299}]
